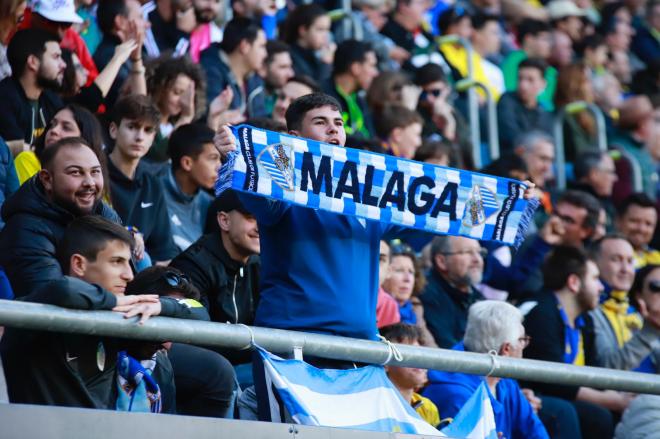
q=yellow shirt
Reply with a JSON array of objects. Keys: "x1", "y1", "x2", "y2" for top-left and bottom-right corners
[
  {"x1": 411, "y1": 392, "x2": 441, "y2": 428},
  {"x1": 14, "y1": 151, "x2": 41, "y2": 185},
  {"x1": 439, "y1": 43, "x2": 501, "y2": 102},
  {"x1": 634, "y1": 249, "x2": 660, "y2": 270}
]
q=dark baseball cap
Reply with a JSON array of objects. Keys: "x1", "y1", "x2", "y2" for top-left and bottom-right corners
[{"x1": 214, "y1": 190, "x2": 250, "y2": 214}]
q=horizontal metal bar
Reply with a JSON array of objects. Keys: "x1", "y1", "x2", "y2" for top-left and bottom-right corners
[{"x1": 1, "y1": 300, "x2": 659, "y2": 395}]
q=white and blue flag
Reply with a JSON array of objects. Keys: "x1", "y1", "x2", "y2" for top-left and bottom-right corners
[
  {"x1": 257, "y1": 347, "x2": 442, "y2": 435},
  {"x1": 440, "y1": 382, "x2": 498, "y2": 439}
]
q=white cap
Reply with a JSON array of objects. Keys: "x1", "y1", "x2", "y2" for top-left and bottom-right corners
[
  {"x1": 547, "y1": 0, "x2": 586, "y2": 19},
  {"x1": 32, "y1": 0, "x2": 83, "y2": 24}
]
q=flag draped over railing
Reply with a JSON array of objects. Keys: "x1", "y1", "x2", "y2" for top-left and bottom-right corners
[
  {"x1": 257, "y1": 346, "x2": 443, "y2": 435},
  {"x1": 216, "y1": 125, "x2": 537, "y2": 247}
]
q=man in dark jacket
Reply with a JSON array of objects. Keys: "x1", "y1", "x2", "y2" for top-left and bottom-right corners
[
  {"x1": 524, "y1": 246, "x2": 632, "y2": 439},
  {"x1": 497, "y1": 58, "x2": 553, "y2": 152},
  {"x1": 170, "y1": 189, "x2": 259, "y2": 364},
  {"x1": 0, "y1": 215, "x2": 199, "y2": 410},
  {"x1": 419, "y1": 235, "x2": 485, "y2": 348},
  {"x1": 199, "y1": 17, "x2": 267, "y2": 120},
  {"x1": 0, "y1": 28, "x2": 64, "y2": 152},
  {"x1": 0, "y1": 137, "x2": 118, "y2": 297}
]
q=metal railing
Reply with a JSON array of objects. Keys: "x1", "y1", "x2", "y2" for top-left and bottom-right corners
[
  {"x1": 1, "y1": 300, "x2": 660, "y2": 395},
  {"x1": 455, "y1": 79, "x2": 500, "y2": 163},
  {"x1": 553, "y1": 102, "x2": 608, "y2": 190},
  {"x1": 436, "y1": 36, "x2": 482, "y2": 169}
]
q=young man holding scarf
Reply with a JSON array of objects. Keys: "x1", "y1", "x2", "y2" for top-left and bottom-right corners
[{"x1": 214, "y1": 93, "x2": 536, "y2": 421}]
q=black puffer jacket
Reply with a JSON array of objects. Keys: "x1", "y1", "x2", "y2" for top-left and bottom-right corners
[
  {"x1": 170, "y1": 232, "x2": 259, "y2": 326},
  {"x1": 0, "y1": 176, "x2": 120, "y2": 297}
]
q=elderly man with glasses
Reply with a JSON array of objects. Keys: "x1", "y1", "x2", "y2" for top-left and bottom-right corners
[
  {"x1": 419, "y1": 235, "x2": 487, "y2": 348},
  {"x1": 423, "y1": 300, "x2": 550, "y2": 439}
]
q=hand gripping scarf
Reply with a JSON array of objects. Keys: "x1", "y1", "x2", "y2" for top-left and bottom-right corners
[{"x1": 216, "y1": 125, "x2": 538, "y2": 247}]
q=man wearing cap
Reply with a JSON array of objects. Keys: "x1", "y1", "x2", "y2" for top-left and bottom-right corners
[
  {"x1": 170, "y1": 189, "x2": 260, "y2": 363},
  {"x1": 547, "y1": 0, "x2": 587, "y2": 42},
  {"x1": 23, "y1": 0, "x2": 98, "y2": 86}
]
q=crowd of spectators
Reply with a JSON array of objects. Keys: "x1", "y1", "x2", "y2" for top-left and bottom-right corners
[{"x1": 0, "y1": 0, "x2": 659, "y2": 437}]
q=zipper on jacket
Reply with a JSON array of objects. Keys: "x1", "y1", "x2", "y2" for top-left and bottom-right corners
[{"x1": 231, "y1": 267, "x2": 244, "y2": 324}]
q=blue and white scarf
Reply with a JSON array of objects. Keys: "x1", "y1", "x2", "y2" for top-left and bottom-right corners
[
  {"x1": 116, "y1": 351, "x2": 162, "y2": 413},
  {"x1": 216, "y1": 125, "x2": 538, "y2": 247}
]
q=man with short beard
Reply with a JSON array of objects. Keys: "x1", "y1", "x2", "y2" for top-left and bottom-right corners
[
  {"x1": 189, "y1": 0, "x2": 223, "y2": 62},
  {"x1": 524, "y1": 246, "x2": 631, "y2": 439},
  {"x1": 0, "y1": 137, "x2": 120, "y2": 298},
  {"x1": 0, "y1": 29, "x2": 65, "y2": 153},
  {"x1": 419, "y1": 235, "x2": 486, "y2": 348}
]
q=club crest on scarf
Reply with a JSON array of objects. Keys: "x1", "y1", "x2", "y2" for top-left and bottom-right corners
[
  {"x1": 258, "y1": 142, "x2": 296, "y2": 191},
  {"x1": 463, "y1": 185, "x2": 499, "y2": 227}
]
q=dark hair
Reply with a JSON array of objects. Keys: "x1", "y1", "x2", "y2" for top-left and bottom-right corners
[
  {"x1": 168, "y1": 123, "x2": 215, "y2": 171},
  {"x1": 220, "y1": 17, "x2": 262, "y2": 54},
  {"x1": 542, "y1": 245, "x2": 590, "y2": 291},
  {"x1": 557, "y1": 189, "x2": 602, "y2": 231},
  {"x1": 146, "y1": 54, "x2": 205, "y2": 121},
  {"x1": 265, "y1": 39, "x2": 290, "y2": 65},
  {"x1": 414, "y1": 63, "x2": 446, "y2": 86},
  {"x1": 413, "y1": 140, "x2": 454, "y2": 164},
  {"x1": 97, "y1": 0, "x2": 128, "y2": 36},
  {"x1": 617, "y1": 193, "x2": 656, "y2": 218},
  {"x1": 379, "y1": 323, "x2": 422, "y2": 344},
  {"x1": 285, "y1": 92, "x2": 341, "y2": 131},
  {"x1": 332, "y1": 39, "x2": 374, "y2": 76},
  {"x1": 40, "y1": 136, "x2": 93, "y2": 171},
  {"x1": 518, "y1": 57, "x2": 547, "y2": 76},
  {"x1": 629, "y1": 264, "x2": 660, "y2": 305},
  {"x1": 112, "y1": 94, "x2": 161, "y2": 127},
  {"x1": 58, "y1": 215, "x2": 134, "y2": 274},
  {"x1": 35, "y1": 104, "x2": 105, "y2": 161},
  {"x1": 437, "y1": 5, "x2": 472, "y2": 36},
  {"x1": 597, "y1": 2, "x2": 626, "y2": 35},
  {"x1": 125, "y1": 265, "x2": 200, "y2": 300},
  {"x1": 471, "y1": 13, "x2": 498, "y2": 30},
  {"x1": 587, "y1": 233, "x2": 630, "y2": 260},
  {"x1": 245, "y1": 117, "x2": 287, "y2": 132},
  {"x1": 374, "y1": 105, "x2": 423, "y2": 139},
  {"x1": 7, "y1": 28, "x2": 59, "y2": 77},
  {"x1": 60, "y1": 48, "x2": 78, "y2": 98},
  {"x1": 576, "y1": 34, "x2": 606, "y2": 57},
  {"x1": 574, "y1": 149, "x2": 606, "y2": 181},
  {"x1": 518, "y1": 19, "x2": 551, "y2": 43},
  {"x1": 481, "y1": 153, "x2": 528, "y2": 178},
  {"x1": 281, "y1": 4, "x2": 327, "y2": 45},
  {"x1": 288, "y1": 75, "x2": 321, "y2": 92}
]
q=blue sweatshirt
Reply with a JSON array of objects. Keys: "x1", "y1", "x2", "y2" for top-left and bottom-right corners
[
  {"x1": 239, "y1": 193, "x2": 411, "y2": 340},
  {"x1": 423, "y1": 343, "x2": 549, "y2": 439}
]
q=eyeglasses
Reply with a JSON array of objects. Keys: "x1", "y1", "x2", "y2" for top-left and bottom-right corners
[
  {"x1": 518, "y1": 335, "x2": 531, "y2": 348},
  {"x1": 442, "y1": 248, "x2": 488, "y2": 258},
  {"x1": 163, "y1": 272, "x2": 191, "y2": 289}
]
